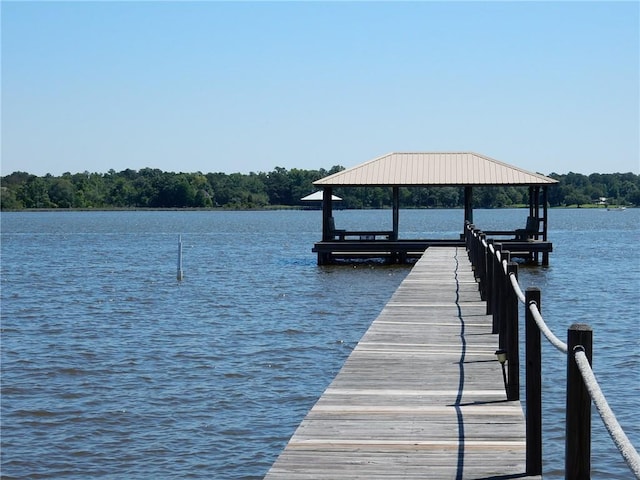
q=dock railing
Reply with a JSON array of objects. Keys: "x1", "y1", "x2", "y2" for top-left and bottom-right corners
[{"x1": 464, "y1": 221, "x2": 640, "y2": 479}]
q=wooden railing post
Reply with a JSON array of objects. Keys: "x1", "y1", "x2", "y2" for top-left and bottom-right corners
[
  {"x1": 465, "y1": 222, "x2": 474, "y2": 249},
  {"x1": 492, "y1": 244, "x2": 500, "y2": 333},
  {"x1": 497, "y1": 248, "x2": 510, "y2": 349},
  {"x1": 566, "y1": 324, "x2": 593, "y2": 480},
  {"x1": 505, "y1": 261, "x2": 519, "y2": 401},
  {"x1": 477, "y1": 232, "x2": 487, "y2": 299},
  {"x1": 491, "y1": 243, "x2": 504, "y2": 338},
  {"x1": 472, "y1": 228, "x2": 481, "y2": 277},
  {"x1": 469, "y1": 228, "x2": 476, "y2": 267},
  {"x1": 485, "y1": 239, "x2": 494, "y2": 315},
  {"x1": 465, "y1": 225, "x2": 472, "y2": 262},
  {"x1": 525, "y1": 287, "x2": 542, "y2": 475}
]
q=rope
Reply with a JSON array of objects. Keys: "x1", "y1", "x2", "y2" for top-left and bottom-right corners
[
  {"x1": 496, "y1": 249, "x2": 565, "y2": 352},
  {"x1": 574, "y1": 349, "x2": 640, "y2": 479},
  {"x1": 528, "y1": 302, "x2": 568, "y2": 354},
  {"x1": 509, "y1": 272, "x2": 526, "y2": 303}
]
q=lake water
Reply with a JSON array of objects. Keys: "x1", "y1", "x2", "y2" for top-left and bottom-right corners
[{"x1": 1, "y1": 208, "x2": 638, "y2": 479}]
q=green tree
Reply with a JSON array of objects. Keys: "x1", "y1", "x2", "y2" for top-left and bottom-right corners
[
  {"x1": 265, "y1": 167, "x2": 292, "y2": 205},
  {"x1": 48, "y1": 178, "x2": 75, "y2": 208},
  {"x1": 564, "y1": 191, "x2": 591, "y2": 207},
  {"x1": 107, "y1": 177, "x2": 136, "y2": 207},
  {"x1": 1, "y1": 186, "x2": 23, "y2": 209},
  {"x1": 3, "y1": 166, "x2": 639, "y2": 210},
  {"x1": 18, "y1": 177, "x2": 53, "y2": 208}
]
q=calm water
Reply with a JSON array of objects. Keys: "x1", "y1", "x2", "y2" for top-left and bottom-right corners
[{"x1": 1, "y1": 209, "x2": 638, "y2": 479}]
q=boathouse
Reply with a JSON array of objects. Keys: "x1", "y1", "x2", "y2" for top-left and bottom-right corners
[{"x1": 312, "y1": 152, "x2": 558, "y2": 265}]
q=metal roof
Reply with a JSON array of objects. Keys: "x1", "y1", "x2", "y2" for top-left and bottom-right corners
[{"x1": 313, "y1": 152, "x2": 558, "y2": 187}]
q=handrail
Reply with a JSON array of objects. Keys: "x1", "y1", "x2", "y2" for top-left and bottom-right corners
[
  {"x1": 528, "y1": 301, "x2": 568, "y2": 354},
  {"x1": 464, "y1": 221, "x2": 638, "y2": 478},
  {"x1": 509, "y1": 272, "x2": 526, "y2": 303},
  {"x1": 508, "y1": 268, "x2": 567, "y2": 352},
  {"x1": 574, "y1": 349, "x2": 640, "y2": 478}
]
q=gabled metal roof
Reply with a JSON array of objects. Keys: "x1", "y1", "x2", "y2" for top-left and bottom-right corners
[{"x1": 313, "y1": 152, "x2": 558, "y2": 187}]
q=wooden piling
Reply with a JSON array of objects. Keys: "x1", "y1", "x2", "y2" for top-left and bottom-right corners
[
  {"x1": 565, "y1": 324, "x2": 593, "y2": 480},
  {"x1": 525, "y1": 288, "x2": 542, "y2": 475},
  {"x1": 506, "y1": 261, "x2": 519, "y2": 401},
  {"x1": 177, "y1": 235, "x2": 184, "y2": 281}
]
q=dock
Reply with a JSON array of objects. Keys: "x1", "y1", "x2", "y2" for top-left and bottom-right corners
[
  {"x1": 310, "y1": 152, "x2": 557, "y2": 266},
  {"x1": 312, "y1": 239, "x2": 466, "y2": 264},
  {"x1": 265, "y1": 247, "x2": 540, "y2": 479}
]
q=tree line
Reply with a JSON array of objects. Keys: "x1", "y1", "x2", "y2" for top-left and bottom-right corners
[{"x1": 1, "y1": 167, "x2": 638, "y2": 210}]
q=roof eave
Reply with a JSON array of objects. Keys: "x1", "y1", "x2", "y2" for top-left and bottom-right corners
[{"x1": 313, "y1": 181, "x2": 559, "y2": 187}]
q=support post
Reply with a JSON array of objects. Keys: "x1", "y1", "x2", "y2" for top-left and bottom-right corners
[
  {"x1": 525, "y1": 288, "x2": 542, "y2": 475},
  {"x1": 464, "y1": 186, "x2": 473, "y2": 226},
  {"x1": 565, "y1": 324, "x2": 593, "y2": 480},
  {"x1": 322, "y1": 187, "x2": 333, "y2": 242},
  {"x1": 392, "y1": 186, "x2": 399, "y2": 241},
  {"x1": 542, "y1": 186, "x2": 550, "y2": 265},
  {"x1": 505, "y1": 262, "x2": 519, "y2": 401},
  {"x1": 533, "y1": 186, "x2": 541, "y2": 263},
  {"x1": 318, "y1": 187, "x2": 334, "y2": 265},
  {"x1": 542, "y1": 186, "x2": 549, "y2": 241}
]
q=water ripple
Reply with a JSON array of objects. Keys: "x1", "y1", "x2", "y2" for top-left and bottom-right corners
[{"x1": 2, "y1": 209, "x2": 637, "y2": 479}]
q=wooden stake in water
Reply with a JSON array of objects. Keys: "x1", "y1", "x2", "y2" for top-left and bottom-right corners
[{"x1": 177, "y1": 235, "x2": 184, "y2": 281}]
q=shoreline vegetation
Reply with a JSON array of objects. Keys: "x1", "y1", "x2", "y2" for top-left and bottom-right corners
[
  {"x1": 2, "y1": 167, "x2": 638, "y2": 211},
  {"x1": 1, "y1": 204, "x2": 635, "y2": 213}
]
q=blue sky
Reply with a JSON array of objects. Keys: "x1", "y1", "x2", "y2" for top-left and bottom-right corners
[{"x1": 1, "y1": 1, "x2": 638, "y2": 177}]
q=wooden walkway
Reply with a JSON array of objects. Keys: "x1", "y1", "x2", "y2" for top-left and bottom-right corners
[{"x1": 265, "y1": 247, "x2": 540, "y2": 479}]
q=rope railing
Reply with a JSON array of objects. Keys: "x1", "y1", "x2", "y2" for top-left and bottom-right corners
[
  {"x1": 528, "y1": 301, "x2": 568, "y2": 354},
  {"x1": 506, "y1": 269, "x2": 566, "y2": 352},
  {"x1": 463, "y1": 221, "x2": 639, "y2": 479},
  {"x1": 509, "y1": 272, "x2": 526, "y2": 303}
]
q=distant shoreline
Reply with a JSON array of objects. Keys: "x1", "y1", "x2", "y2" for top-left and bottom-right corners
[{"x1": 2, "y1": 205, "x2": 633, "y2": 213}]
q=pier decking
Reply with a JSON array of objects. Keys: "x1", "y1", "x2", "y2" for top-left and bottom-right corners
[{"x1": 266, "y1": 247, "x2": 540, "y2": 479}]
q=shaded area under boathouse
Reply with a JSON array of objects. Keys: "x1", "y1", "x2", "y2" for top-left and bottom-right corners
[{"x1": 311, "y1": 152, "x2": 558, "y2": 265}]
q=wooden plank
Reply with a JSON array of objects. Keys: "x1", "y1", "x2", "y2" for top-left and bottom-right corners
[{"x1": 265, "y1": 247, "x2": 539, "y2": 479}]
